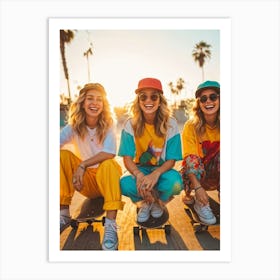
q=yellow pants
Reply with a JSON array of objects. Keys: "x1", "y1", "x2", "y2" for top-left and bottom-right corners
[{"x1": 60, "y1": 150, "x2": 124, "y2": 211}]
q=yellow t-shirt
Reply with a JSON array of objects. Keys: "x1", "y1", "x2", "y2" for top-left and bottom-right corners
[
  {"x1": 135, "y1": 123, "x2": 165, "y2": 166},
  {"x1": 118, "y1": 117, "x2": 182, "y2": 166},
  {"x1": 182, "y1": 120, "x2": 220, "y2": 159}
]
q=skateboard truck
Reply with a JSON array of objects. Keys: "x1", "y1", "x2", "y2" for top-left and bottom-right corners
[
  {"x1": 133, "y1": 206, "x2": 171, "y2": 235},
  {"x1": 70, "y1": 216, "x2": 106, "y2": 229},
  {"x1": 68, "y1": 197, "x2": 105, "y2": 230}
]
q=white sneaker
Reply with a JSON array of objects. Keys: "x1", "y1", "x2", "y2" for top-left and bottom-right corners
[
  {"x1": 102, "y1": 218, "x2": 119, "y2": 250},
  {"x1": 150, "y1": 202, "x2": 164, "y2": 218},
  {"x1": 137, "y1": 202, "x2": 151, "y2": 223},
  {"x1": 60, "y1": 214, "x2": 71, "y2": 231},
  {"x1": 194, "y1": 200, "x2": 216, "y2": 225}
]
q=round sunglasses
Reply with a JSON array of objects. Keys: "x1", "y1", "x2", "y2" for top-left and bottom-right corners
[
  {"x1": 199, "y1": 93, "x2": 219, "y2": 103},
  {"x1": 138, "y1": 93, "x2": 160, "y2": 102}
]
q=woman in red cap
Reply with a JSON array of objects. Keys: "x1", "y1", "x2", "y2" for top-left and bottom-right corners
[
  {"x1": 180, "y1": 80, "x2": 220, "y2": 225},
  {"x1": 60, "y1": 83, "x2": 124, "y2": 250},
  {"x1": 118, "y1": 78, "x2": 183, "y2": 223}
]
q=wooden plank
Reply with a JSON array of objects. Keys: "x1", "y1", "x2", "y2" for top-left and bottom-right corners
[{"x1": 60, "y1": 190, "x2": 220, "y2": 250}]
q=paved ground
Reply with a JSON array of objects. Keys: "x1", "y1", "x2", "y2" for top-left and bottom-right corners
[{"x1": 60, "y1": 186, "x2": 220, "y2": 251}]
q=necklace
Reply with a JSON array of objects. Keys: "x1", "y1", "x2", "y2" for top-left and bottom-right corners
[{"x1": 87, "y1": 126, "x2": 96, "y2": 141}]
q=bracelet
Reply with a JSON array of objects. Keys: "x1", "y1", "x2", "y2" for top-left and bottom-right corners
[
  {"x1": 194, "y1": 186, "x2": 203, "y2": 192},
  {"x1": 78, "y1": 164, "x2": 86, "y2": 171}
]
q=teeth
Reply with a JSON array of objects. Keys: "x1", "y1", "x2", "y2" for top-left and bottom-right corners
[
  {"x1": 205, "y1": 105, "x2": 214, "y2": 109},
  {"x1": 89, "y1": 107, "x2": 98, "y2": 111},
  {"x1": 145, "y1": 105, "x2": 153, "y2": 108}
]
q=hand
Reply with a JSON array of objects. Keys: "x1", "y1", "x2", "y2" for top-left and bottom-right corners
[
  {"x1": 135, "y1": 172, "x2": 145, "y2": 197},
  {"x1": 137, "y1": 171, "x2": 160, "y2": 198},
  {"x1": 72, "y1": 165, "x2": 85, "y2": 191}
]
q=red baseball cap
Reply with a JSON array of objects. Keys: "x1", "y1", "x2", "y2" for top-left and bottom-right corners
[{"x1": 135, "y1": 78, "x2": 163, "y2": 94}]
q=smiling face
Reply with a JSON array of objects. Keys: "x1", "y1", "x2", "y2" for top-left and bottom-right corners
[
  {"x1": 198, "y1": 88, "x2": 220, "y2": 117},
  {"x1": 82, "y1": 89, "x2": 104, "y2": 119},
  {"x1": 138, "y1": 89, "x2": 161, "y2": 120}
]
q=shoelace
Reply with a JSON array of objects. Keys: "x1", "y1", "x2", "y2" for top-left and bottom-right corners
[
  {"x1": 140, "y1": 202, "x2": 152, "y2": 213},
  {"x1": 104, "y1": 222, "x2": 120, "y2": 242},
  {"x1": 151, "y1": 202, "x2": 162, "y2": 210},
  {"x1": 199, "y1": 205, "x2": 213, "y2": 217},
  {"x1": 60, "y1": 215, "x2": 70, "y2": 225}
]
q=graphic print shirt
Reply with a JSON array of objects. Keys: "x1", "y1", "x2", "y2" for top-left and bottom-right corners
[
  {"x1": 118, "y1": 117, "x2": 182, "y2": 166},
  {"x1": 182, "y1": 120, "x2": 220, "y2": 164}
]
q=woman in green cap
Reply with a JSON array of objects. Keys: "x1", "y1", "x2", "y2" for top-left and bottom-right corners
[{"x1": 180, "y1": 80, "x2": 220, "y2": 225}]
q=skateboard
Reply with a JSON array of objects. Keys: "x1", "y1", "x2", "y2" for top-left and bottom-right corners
[
  {"x1": 133, "y1": 206, "x2": 171, "y2": 235},
  {"x1": 69, "y1": 196, "x2": 105, "y2": 229},
  {"x1": 184, "y1": 196, "x2": 220, "y2": 233}
]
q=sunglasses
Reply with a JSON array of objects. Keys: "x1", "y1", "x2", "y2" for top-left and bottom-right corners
[
  {"x1": 199, "y1": 93, "x2": 219, "y2": 103},
  {"x1": 139, "y1": 93, "x2": 160, "y2": 102}
]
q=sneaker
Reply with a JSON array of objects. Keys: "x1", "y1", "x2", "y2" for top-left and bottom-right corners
[
  {"x1": 60, "y1": 214, "x2": 71, "y2": 232},
  {"x1": 194, "y1": 200, "x2": 216, "y2": 225},
  {"x1": 137, "y1": 202, "x2": 151, "y2": 223},
  {"x1": 150, "y1": 202, "x2": 164, "y2": 218},
  {"x1": 102, "y1": 218, "x2": 119, "y2": 250}
]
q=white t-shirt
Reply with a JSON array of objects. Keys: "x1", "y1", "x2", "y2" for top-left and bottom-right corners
[{"x1": 60, "y1": 124, "x2": 117, "y2": 168}]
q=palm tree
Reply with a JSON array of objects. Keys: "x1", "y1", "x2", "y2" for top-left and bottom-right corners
[
  {"x1": 60, "y1": 29, "x2": 74, "y2": 104},
  {"x1": 192, "y1": 41, "x2": 212, "y2": 81},
  {"x1": 168, "y1": 81, "x2": 178, "y2": 108},
  {"x1": 176, "y1": 78, "x2": 185, "y2": 96},
  {"x1": 168, "y1": 78, "x2": 185, "y2": 108},
  {"x1": 84, "y1": 42, "x2": 93, "y2": 82}
]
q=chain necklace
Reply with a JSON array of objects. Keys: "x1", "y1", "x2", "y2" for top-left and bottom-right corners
[{"x1": 87, "y1": 126, "x2": 96, "y2": 141}]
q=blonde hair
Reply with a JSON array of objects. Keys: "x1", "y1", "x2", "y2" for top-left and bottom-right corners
[
  {"x1": 129, "y1": 92, "x2": 171, "y2": 138},
  {"x1": 67, "y1": 83, "x2": 114, "y2": 143},
  {"x1": 191, "y1": 96, "x2": 220, "y2": 138}
]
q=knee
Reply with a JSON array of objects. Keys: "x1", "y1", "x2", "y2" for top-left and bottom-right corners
[
  {"x1": 60, "y1": 149, "x2": 74, "y2": 162},
  {"x1": 120, "y1": 174, "x2": 135, "y2": 196},
  {"x1": 160, "y1": 170, "x2": 183, "y2": 194},
  {"x1": 99, "y1": 159, "x2": 122, "y2": 174},
  {"x1": 165, "y1": 169, "x2": 182, "y2": 182},
  {"x1": 99, "y1": 158, "x2": 114, "y2": 168}
]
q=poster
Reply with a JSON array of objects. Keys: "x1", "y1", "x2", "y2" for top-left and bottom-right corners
[{"x1": 49, "y1": 17, "x2": 231, "y2": 262}]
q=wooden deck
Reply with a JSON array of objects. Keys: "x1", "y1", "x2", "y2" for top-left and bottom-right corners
[{"x1": 60, "y1": 190, "x2": 220, "y2": 251}]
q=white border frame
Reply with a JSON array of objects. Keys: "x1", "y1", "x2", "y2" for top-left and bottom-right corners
[{"x1": 49, "y1": 18, "x2": 231, "y2": 262}]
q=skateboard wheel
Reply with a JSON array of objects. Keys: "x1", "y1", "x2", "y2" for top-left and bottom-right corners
[
  {"x1": 133, "y1": 226, "x2": 140, "y2": 235},
  {"x1": 70, "y1": 219, "x2": 78, "y2": 229},
  {"x1": 193, "y1": 224, "x2": 202, "y2": 233},
  {"x1": 201, "y1": 225, "x2": 208, "y2": 231},
  {"x1": 164, "y1": 224, "x2": 171, "y2": 235}
]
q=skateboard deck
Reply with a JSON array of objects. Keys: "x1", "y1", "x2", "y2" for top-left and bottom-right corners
[
  {"x1": 69, "y1": 196, "x2": 105, "y2": 229},
  {"x1": 133, "y1": 206, "x2": 171, "y2": 235},
  {"x1": 184, "y1": 196, "x2": 220, "y2": 233}
]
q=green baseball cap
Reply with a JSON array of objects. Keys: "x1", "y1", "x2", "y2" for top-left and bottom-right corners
[{"x1": 195, "y1": 80, "x2": 220, "y2": 98}]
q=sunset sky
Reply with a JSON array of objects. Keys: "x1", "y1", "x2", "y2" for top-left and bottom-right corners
[{"x1": 60, "y1": 29, "x2": 220, "y2": 107}]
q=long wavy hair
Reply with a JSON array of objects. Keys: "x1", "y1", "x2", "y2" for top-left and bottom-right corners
[
  {"x1": 67, "y1": 83, "x2": 114, "y2": 143},
  {"x1": 129, "y1": 92, "x2": 171, "y2": 138},
  {"x1": 191, "y1": 89, "x2": 220, "y2": 138}
]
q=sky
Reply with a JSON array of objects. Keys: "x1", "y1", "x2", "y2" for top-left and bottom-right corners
[{"x1": 60, "y1": 29, "x2": 220, "y2": 108}]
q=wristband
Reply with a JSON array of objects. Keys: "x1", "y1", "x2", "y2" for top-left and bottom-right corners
[{"x1": 194, "y1": 186, "x2": 203, "y2": 192}]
